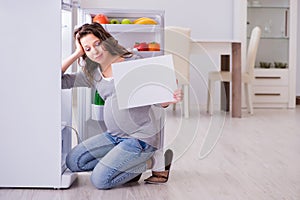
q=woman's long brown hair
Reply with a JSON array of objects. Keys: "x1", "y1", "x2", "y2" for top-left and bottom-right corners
[{"x1": 74, "y1": 23, "x2": 133, "y2": 83}]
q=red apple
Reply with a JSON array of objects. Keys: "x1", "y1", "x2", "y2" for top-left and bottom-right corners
[
  {"x1": 93, "y1": 14, "x2": 109, "y2": 24},
  {"x1": 134, "y1": 42, "x2": 148, "y2": 51}
]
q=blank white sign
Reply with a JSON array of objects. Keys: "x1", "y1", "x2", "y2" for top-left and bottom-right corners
[{"x1": 112, "y1": 54, "x2": 177, "y2": 109}]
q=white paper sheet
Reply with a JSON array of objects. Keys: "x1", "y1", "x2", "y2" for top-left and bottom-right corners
[{"x1": 112, "y1": 54, "x2": 177, "y2": 109}]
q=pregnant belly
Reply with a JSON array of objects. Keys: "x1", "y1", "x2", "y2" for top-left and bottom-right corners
[{"x1": 103, "y1": 96, "x2": 151, "y2": 134}]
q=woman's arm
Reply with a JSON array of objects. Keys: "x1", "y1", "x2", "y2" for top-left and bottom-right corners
[
  {"x1": 61, "y1": 51, "x2": 83, "y2": 74},
  {"x1": 61, "y1": 36, "x2": 91, "y2": 89}
]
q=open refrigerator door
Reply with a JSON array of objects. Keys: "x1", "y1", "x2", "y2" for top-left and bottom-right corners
[{"x1": 0, "y1": 0, "x2": 77, "y2": 189}]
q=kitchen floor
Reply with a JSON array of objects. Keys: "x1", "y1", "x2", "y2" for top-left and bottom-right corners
[{"x1": 1, "y1": 105, "x2": 300, "y2": 200}]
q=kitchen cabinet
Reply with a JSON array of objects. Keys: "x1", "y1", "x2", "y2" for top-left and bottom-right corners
[
  {"x1": 247, "y1": 0, "x2": 297, "y2": 108},
  {"x1": 252, "y1": 69, "x2": 289, "y2": 106}
]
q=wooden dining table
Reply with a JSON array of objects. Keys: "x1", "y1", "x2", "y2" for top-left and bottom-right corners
[{"x1": 190, "y1": 40, "x2": 242, "y2": 118}]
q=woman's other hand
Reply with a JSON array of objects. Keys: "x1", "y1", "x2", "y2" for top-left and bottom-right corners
[{"x1": 160, "y1": 88, "x2": 183, "y2": 108}]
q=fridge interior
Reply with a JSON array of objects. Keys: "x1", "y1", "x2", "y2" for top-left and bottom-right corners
[{"x1": 75, "y1": 8, "x2": 165, "y2": 140}]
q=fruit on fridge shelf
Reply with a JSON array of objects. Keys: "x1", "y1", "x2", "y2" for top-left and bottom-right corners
[
  {"x1": 93, "y1": 14, "x2": 109, "y2": 24},
  {"x1": 121, "y1": 18, "x2": 132, "y2": 24},
  {"x1": 110, "y1": 19, "x2": 120, "y2": 24},
  {"x1": 148, "y1": 42, "x2": 160, "y2": 51},
  {"x1": 134, "y1": 42, "x2": 148, "y2": 51},
  {"x1": 133, "y1": 17, "x2": 158, "y2": 25}
]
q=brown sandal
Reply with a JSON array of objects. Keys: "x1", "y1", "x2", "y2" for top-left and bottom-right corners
[
  {"x1": 144, "y1": 149, "x2": 173, "y2": 184},
  {"x1": 144, "y1": 170, "x2": 169, "y2": 183}
]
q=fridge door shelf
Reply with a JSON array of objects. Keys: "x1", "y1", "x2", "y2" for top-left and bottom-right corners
[{"x1": 91, "y1": 104, "x2": 104, "y2": 121}]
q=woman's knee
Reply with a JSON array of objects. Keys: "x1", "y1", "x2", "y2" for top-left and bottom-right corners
[
  {"x1": 66, "y1": 150, "x2": 81, "y2": 172},
  {"x1": 90, "y1": 168, "x2": 112, "y2": 190}
]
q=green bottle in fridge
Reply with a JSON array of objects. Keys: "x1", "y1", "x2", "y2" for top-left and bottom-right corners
[{"x1": 94, "y1": 90, "x2": 105, "y2": 105}]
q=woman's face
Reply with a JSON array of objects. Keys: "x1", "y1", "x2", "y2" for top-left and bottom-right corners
[{"x1": 79, "y1": 33, "x2": 110, "y2": 65}]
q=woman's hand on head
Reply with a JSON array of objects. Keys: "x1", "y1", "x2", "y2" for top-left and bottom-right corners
[
  {"x1": 74, "y1": 34, "x2": 85, "y2": 57},
  {"x1": 61, "y1": 34, "x2": 85, "y2": 73}
]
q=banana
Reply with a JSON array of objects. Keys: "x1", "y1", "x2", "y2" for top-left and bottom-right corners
[
  {"x1": 134, "y1": 18, "x2": 157, "y2": 25},
  {"x1": 133, "y1": 17, "x2": 148, "y2": 24},
  {"x1": 133, "y1": 17, "x2": 158, "y2": 25}
]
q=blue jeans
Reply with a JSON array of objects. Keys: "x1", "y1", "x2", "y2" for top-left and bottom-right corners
[{"x1": 66, "y1": 132, "x2": 156, "y2": 189}]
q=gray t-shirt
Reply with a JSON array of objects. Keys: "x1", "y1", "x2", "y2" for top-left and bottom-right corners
[{"x1": 62, "y1": 69, "x2": 164, "y2": 148}]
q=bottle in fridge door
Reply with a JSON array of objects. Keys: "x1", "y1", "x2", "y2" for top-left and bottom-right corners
[{"x1": 91, "y1": 90, "x2": 105, "y2": 121}]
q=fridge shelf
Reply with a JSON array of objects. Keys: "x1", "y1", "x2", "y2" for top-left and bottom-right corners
[
  {"x1": 135, "y1": 51, "x2": 163, "y2": 58},
  {"x1": 103, "y1": 24, "x2": 161, "y2": 33},
  {"x1": 248, "y1": 6, "x2": 289, "y2": 9}
]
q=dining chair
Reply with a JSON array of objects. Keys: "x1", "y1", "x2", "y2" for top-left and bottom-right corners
[
  {"x1": 207, "y1": 26, "x2": 261, "y2": 115},
  {"x1": 165, "y1": 26, "x2": 191, "y2": 118}
]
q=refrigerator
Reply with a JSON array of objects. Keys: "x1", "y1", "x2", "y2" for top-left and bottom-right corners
[
  {"x1": 0, "y1": 0, "x2": 164, "y2": 189},
  {"x1": 0, "y1": 0, "x2": 76, "y2": 188}
]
